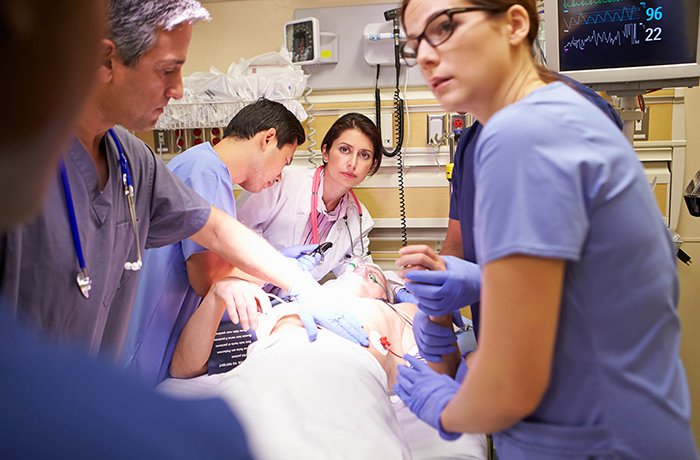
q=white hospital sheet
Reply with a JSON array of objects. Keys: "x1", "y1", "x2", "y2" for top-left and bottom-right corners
[
  {"x1": 158, "y1": 330, "x2": 487, "y2": 460},
  {"x1": 215, "y1": 327, "x2": 410, "y2": 459}
]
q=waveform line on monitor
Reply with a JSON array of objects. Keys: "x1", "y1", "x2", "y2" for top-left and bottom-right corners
[
  {"x1": 563, "y1": 0, "x2": 623, "y2": 10},
  {"x1": 563, "y1": 22, "x2": 640, "y2": 52},
  {"x1": 563, "y1": 6, "x2": 640, "y2": 29}
]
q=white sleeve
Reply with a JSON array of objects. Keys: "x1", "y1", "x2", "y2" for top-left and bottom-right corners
[
  {"x1": 359, "y1": 205, "x2": 374, "y2": 264},
  {"x1": 235, "y1": 183, "x2": 282, "y2": 233}
]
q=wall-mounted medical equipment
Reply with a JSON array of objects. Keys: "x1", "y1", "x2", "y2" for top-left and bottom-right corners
[
  {"x1": 373, "y1": 8, "x2": 405, "y2": 159},
  {"x1": 284, "y1": 17, "x2": 338, "y2": 65},
  {"x1": 685, "y1": 169, "x2": 700, "y2": 217},
  {"x1": 544, "y1": 0, "x2": 700, "y2": 148},
  {"x1": 293, "y1": 4, "x2": 423, "y2": 90},
  {"x1": 371, "y1": 8, "x2": 408, "y2": 246},
  {"x1": 543, "y1": 0, "x2": 700, "y2": 93},
  {"x1": 363, "y1": 20, "x2": 406, "y2": 66},
  {"x1": 676, "y1": 169, "x2": 700, "y2": 265}
]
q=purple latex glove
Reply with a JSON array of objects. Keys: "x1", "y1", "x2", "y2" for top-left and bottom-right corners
[
  {"x1": 288, "y1": 272, "x2": 369, "y2": 346},
  {"x1": 397, "y1": 287, "x2": 465, "y2": 330},
  {"x1": 394, "y1": 355, "x2": 462, "y2": 441},
  {"x1": 405, "y1": 256, "x2": 481, "y2": 317},
  {"x1": 395, "y1": 287, "x2": 418, "y2": 304},
  {"x1": 413, "y1": 310, "x2": 458, "y2": 362},
  {"x1": 280, "y1": 244, "x2": 323, "y2": 272}
]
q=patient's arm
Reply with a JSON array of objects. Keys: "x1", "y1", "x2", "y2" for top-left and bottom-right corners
[{"x1": 170, "y1": 278, "x2": 270, "y2": 379}]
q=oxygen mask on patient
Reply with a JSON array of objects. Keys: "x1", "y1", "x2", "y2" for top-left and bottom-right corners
[
  {"x1": 344, "y1": 256, "x2": 370, "y2": 277},
  {"x1": 331, "y1": 257, "x2": 391, "y2": 301}
]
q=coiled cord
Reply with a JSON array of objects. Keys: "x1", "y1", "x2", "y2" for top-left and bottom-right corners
[
  {"x1": 397, "y1": 149, "x2": 408, "y2": 247},
  {"x1": 303, "y1": 85, "x2": 318, "y2": 166},
  {"x1": 374, "y1": 66, "x2": 405, "y2": 158}
]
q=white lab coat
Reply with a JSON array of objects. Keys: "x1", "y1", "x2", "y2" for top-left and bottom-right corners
[{"x1": 236, "y1": 166, "x2": 374, "y2": 281}]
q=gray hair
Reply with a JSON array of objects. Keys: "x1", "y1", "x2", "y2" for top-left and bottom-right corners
[{"x1": 107, "y1": 0, "x2": 210, "y2": 65}]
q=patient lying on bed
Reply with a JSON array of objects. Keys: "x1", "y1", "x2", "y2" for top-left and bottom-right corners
[{"x1": 165, "y1": 262, "x2": 487, "y2": 460}]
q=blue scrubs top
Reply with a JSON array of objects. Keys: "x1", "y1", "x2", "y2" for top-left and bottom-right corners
[
  {"x1": 123, "y1": 142, "x2": 236, "y2": 386},
  {"x1": 449, "y1": 75, "x2": 623, "y2": 339},
  {"x1": 474, "y1": 82, "x2": 696, "y2": 459},
  {"x1": 0, "y1": 304, "x2": 253, "y2": 460},
  {"x1": 0, "y1": 127, "x2": 211, "y2": 358}
]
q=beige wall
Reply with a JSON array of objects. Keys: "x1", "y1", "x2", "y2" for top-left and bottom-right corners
[
  {"x1": 191, "y1": 0, "x2": 699, "y2": 444},
  {"x1": 678, "y1": 86, "x2": 700, "y2": 445}
]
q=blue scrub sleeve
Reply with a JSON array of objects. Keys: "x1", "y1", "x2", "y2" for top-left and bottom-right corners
[
  {"x1": 558, "y1": 74, "x2": 623, "y2": 130},
  {"x1": 180, "y1": 170, "x2": 237, "y2": 261},
  {"x1": 474, "y1": 108, "x2": 589, "y2": 265},
  {"x1": 145, "y1": 158, "x2": 211, "y2": 249}
]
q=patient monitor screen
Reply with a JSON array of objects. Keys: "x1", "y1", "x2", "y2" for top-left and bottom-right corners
[{"x1": 557, "y1": 0, "x2": 699, "y2": 72}]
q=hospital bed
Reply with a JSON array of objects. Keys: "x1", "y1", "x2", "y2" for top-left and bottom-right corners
[{"x1": 158, "y1": 325, "x2": 486, "y2": 460}]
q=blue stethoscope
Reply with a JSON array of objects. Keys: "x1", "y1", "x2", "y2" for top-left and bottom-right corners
[{"x1": 60, "y1": 128, "x2": 143, "y2": 299}]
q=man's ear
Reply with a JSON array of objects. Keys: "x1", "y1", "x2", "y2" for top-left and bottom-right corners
[
  {"x1": 262, "y1": 127, "x2": 278, "y2": 149},
  {"x1": 97, "y1": 38, "x2": 117, "y2": 83},
  {"x1": 505, "y1": 4, "x2": 530, "y2": 46}
]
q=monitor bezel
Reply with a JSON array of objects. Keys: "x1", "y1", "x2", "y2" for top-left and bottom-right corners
[{"x1": 543, "y1": 0, "x2": 700, "y2": 91}]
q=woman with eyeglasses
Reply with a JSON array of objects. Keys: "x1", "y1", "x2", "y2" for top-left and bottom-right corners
[{"x1": 394, "y1": 1, "x2": 697, "y2": 459}]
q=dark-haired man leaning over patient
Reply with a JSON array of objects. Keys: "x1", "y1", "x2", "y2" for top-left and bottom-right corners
[{"x1": 123, "y1": 98, "x2": 311, "y2": 386}]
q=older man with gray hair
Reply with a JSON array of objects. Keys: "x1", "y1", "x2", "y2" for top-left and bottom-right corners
[
  {"x1": 0, "y1": 0, "x2": 368, "y2": 361},
  {"x1": 0, "y1": 1, "x2": 254, "y2": 458}
]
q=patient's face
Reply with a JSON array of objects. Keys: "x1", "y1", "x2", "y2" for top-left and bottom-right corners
[{"x1": 325, "y1": 263, "x2": 389, "y2": 300}]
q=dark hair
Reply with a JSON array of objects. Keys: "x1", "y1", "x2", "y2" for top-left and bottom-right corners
[
  {"x1": 321, "y1": 113, "x2": 383, "y2": 176},
  {"x1": 223, "y1": 98, "x2": 306, "y2": 148},
  {"x1": 400, "y1": 0, "x2": 557, "y2": 83}
]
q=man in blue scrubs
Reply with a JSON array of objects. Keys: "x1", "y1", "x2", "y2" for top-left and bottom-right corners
[
  {"x1": 0, "y1": 1, "x2": 253, "y2": 458},
  {"x1": 124, "y1": 99, "x2": 306, "y2": 385},
  {"x1": 0, "y1": 0, "x2": 368, "y2": 359}
]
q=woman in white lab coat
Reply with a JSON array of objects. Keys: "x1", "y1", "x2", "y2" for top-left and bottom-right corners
[{"x1": 236, "y1": 113, "x2": 383, "y2": 281}]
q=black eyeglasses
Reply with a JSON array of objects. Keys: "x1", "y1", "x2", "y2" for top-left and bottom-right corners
[{"x1": 400, "y1": 6, "x2": 504, "y2": 67}]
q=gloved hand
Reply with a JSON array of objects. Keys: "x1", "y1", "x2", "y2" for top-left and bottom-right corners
[
  {"x1": 395, "y1": 287, "x2": 418, "y2": 304},
  {"x1": 396, "y1": 288, "x2": 465, "y2": 330},
  {"x1": 280, "y1": 244, "x2": 323, "y2": 272},
  {"x1": 405, "y1": 256, "x2": 481, "y2": 317},
  {"x1": 394, "y1": 355, "x2": 462, "y2": 440},
  {"x1": 413, "y1": 310, "x2": 457, "y2": 362},
  {"x1": 288, "y1": 272, "x2": 369, "y2": 346}
]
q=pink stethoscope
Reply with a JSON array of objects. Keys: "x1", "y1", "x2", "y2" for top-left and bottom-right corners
[{"x1": 310, "y1": 165, "x2": 367, "y2": 257}]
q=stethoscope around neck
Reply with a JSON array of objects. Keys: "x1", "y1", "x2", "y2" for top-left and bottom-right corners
[
  {"x1": 59, "y1": 128, "x2": 143, "y2": 299},
  {"x1": 310, "y1": 165, "x2": 366, "y2": 258}
]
